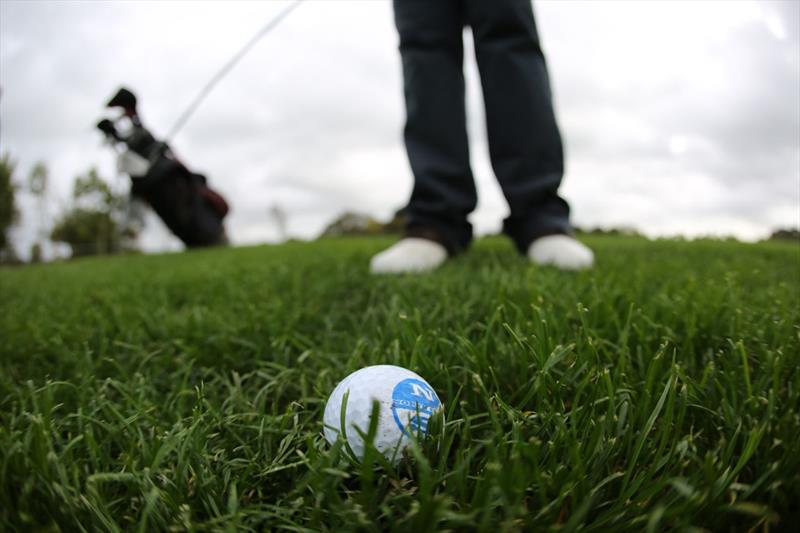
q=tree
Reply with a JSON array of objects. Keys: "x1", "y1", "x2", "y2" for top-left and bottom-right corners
[
  {"x1": 768, "y1": 228, "x2": 800, "y2": 242},
  {"x1": 27, "y1": 161, "x2": 49, "y2": 247},
  {"x1": 322, "y1": 212, "x2": 376, "y2": 237},
  {"x1": 0, "y1": 153, "x2": 20, "y2": 262},
  {"x1": 50, "y1": 168, "x2": 138, "y2": 257},
  {"x1": 321, "y1": 209, "x2": 405, "y2": 237},
  {"x1": 28, "y1": 161, "x2": 47, "y2": 196},
  {"x1": 268, "y1": 203, "x2": 288, "y2": 242},
  {"x1": 30, "y1": 242, "x2": 42, "y2": 263}
]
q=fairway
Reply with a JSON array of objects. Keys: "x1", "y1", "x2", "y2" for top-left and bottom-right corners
[{"x1": 1, "y1": 236, "x2": 798, "y2": 531}]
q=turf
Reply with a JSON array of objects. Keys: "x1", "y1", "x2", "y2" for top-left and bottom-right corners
[{"x1": 1, "y1": 236, "x2": 798, "y2": 531}]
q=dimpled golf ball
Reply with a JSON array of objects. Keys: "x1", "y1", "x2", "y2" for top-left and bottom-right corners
[{"x1": 323, "y1": 365, "x2": 443, "y2": 462}]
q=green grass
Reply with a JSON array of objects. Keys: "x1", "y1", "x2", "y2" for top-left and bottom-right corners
[{"x1": 1, "y1": 236, "x2": 798, "y2": 531}]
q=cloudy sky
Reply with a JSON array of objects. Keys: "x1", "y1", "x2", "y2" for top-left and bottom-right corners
[{"x1": 1, "y1": 0, "x2": 798, "y2": 257}]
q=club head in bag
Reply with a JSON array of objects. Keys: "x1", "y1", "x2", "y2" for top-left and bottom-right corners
[
  {"x1": 106, "y1": 87, "x2": 138, "y2": 116},
  {"x1": 96, "y1": 118, "x2": 121, "y2": 142}
]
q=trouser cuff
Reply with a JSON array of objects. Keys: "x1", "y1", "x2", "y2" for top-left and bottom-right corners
[
  {"x1": 405, "y1": 224, "x2": 463, "y2": 256},
  {"x1": 504, "y1": 218, "x2": 573, "y2": 254}
]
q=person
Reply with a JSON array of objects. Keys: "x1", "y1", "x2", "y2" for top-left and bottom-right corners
[{"x1": 371, "y1": 0, "x2": 593, "y2": 273}]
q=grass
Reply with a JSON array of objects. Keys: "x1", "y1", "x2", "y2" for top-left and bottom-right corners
[{"x1": 1, "y1": 235, "x2": 798, "y2": 531}]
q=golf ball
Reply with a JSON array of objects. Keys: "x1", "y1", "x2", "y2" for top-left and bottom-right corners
[{"x1": 323, "y1": 365, "x2": 443, "y2": 462}]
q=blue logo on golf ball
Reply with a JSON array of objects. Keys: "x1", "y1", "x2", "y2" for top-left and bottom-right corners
[{"x1": 391, "y1": 378, "x2": 441, "y2": 435}]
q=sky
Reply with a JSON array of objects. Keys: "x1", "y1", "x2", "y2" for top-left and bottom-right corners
[{"x1": 1, "y1": 0, "x2": 798, "y2": 258}]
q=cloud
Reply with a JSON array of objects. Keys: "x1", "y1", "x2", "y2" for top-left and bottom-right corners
[
  {"x1": 1, "y1": 0, "x2": 798, "y2": 259},
  {"x1": 536, "y1": 0, "x2": 799, "y2": 238}
]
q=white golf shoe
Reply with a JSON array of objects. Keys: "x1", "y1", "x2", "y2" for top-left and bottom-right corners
[
  {"x1": 369, "y1": 238, "x2": 448, "y2": 274},
  {"x1": 527, "y1": 234, "x2": 594, "y2": 270}
]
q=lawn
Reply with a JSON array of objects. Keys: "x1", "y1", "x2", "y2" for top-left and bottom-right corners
[{"x1": 1, "y1": 236, "x2": 798, "y2": 531}]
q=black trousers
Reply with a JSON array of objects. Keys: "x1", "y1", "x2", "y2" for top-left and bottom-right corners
[{"x1": 394, "y1": 0, "x2": 571, "y2": 254}]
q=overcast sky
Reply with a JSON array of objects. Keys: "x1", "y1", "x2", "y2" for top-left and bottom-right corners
[{"x1": 1, "y1": 0, "x2": 798, "y2": 257}]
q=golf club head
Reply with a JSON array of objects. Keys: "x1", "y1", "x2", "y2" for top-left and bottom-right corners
[
  {"x1": 106, "y1": 87, "x2": 138, "y2": 115},
  {"x1": 96, "y1": 118, "x2": 121, "y2": 141}
]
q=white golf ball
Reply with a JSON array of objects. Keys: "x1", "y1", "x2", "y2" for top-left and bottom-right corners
[{"x1": 323, "y1": 365, "x2": 443, "y2": 462}]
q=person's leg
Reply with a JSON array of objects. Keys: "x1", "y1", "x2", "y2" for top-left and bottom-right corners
[
  {"x1": 372, "y1": 0, "x2": 475, "y2": 274},
  {"x1": 466, "y1": 0, "x2": 571, "y2": 248},
  {"x1": 393, "y1": 0, "x2": 475, "y2": 254},
  {"x1": 465, "y1": 0, "x2": 592, "y2": 269}
]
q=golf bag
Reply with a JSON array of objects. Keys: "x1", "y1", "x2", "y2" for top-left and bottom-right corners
[{"x1": 97, "y1": 87, "x2": 229, "y2": 247}]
